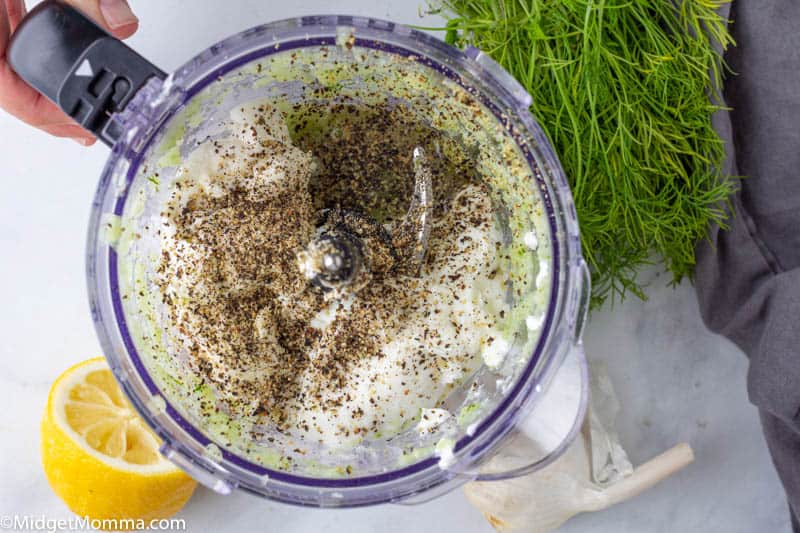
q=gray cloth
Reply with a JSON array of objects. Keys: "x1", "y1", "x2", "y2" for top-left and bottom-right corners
[{"x1": 694, "y1": 1, "x2": 800, "y2": 529}]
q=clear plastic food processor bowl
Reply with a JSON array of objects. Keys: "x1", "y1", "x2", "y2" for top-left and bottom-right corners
[{"x1": 86, "y1": 15, "x2": 591, "y2": 506}]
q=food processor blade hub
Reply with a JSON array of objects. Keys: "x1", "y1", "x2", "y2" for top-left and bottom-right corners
[{"x1": 302, "y1": 231, "x2": 363, "y2": 289}]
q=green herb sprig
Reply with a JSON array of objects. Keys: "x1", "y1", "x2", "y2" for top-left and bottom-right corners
[{"x1": 433, "y1": 0, "x2": 734, "y2": 307}]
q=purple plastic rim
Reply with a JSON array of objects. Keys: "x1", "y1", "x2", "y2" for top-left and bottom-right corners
[{"x1": 87, "y1": 16, "x2": 578, "y2": 501}]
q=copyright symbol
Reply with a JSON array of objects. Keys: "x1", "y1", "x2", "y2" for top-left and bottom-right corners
[{"x1": 0, "y1": 515, "x2": 12, "y2": 528}]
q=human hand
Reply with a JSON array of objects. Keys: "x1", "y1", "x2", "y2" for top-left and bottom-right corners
[{"x1": 0, "y1": 0, "x2": 138, "y2": 145}]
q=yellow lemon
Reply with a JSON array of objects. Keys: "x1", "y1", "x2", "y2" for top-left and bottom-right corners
[{"x1": 41, "y1": 357, "x2": 197, "y2": 524}]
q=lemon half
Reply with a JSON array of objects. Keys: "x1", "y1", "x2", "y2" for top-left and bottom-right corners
[{"x1": 41, "y1": 357, "x2": 197, "y2": 522}]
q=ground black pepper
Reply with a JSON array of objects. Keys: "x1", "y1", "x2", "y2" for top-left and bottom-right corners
[{"x1": 156, "y1": 98, "x2": 507, "y2": 441}]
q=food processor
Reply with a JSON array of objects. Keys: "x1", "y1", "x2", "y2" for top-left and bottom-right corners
[{"x1": 9, "y1": 0, "x2": 591, "y2": 506}]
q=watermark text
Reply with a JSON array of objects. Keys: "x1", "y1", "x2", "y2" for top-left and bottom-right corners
[{"x1": 0, "y1": 514, "x2": 187, "y2": 532}]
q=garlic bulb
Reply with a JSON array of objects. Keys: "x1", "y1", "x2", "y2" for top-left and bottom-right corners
[{"x1": 464, "y1": 363, "x2": 694, "y2": 532}]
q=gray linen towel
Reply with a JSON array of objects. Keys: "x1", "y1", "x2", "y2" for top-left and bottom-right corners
[{"x1": 695, "y1": 1, "x2": 800, "y2": 529}]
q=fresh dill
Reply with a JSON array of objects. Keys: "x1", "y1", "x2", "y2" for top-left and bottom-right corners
[{"x1": 435, "y1": 0, "x2": 735, "y2": 307}]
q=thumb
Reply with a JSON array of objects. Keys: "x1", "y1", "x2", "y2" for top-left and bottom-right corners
[
  {"x1": 0, "y1": 1, "x2": 9, "y2": 57},
  {"x1": 66, "y1": 0, "x2": 138, "y2": 39}
]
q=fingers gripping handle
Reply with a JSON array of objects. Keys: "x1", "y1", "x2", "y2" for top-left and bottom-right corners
[{"x1": 7, "y1": 0, "x2": 164, "y2": 146}]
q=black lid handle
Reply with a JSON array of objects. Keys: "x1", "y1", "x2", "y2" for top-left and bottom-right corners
[{"x1": 7, "y1": 0, "x2": 165, "y2": 146}]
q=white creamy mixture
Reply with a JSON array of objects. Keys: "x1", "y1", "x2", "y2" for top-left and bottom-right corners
[{"x1": 157, "y1": 102, "x2": 512, "y2": 447}]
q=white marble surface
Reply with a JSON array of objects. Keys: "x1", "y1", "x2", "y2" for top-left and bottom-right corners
[{"x1": 0, "y1": 1, "x2": 792, "y2": 532}]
